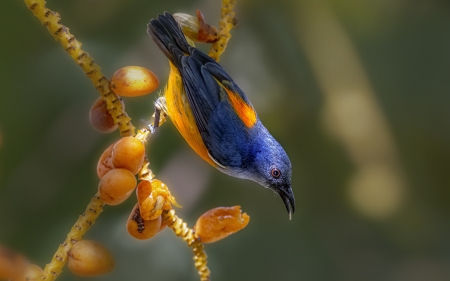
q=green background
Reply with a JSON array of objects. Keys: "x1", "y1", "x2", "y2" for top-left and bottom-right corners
[{"x1": 1, "y1": 0, "x2": 450, "y2": 280}]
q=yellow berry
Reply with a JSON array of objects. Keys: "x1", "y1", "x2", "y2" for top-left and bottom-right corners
[
  {"x1": 110, "y1": 66, "x2": 159, "y2": 97},
  {"x1": 126, "y1": 203, "x2": 162, "y2": 240},
  {"x1": 194, "y1": 206, "x2": 250, "y2": 243},
  {"x1": 68, "y1": 240, "x2": 115, "y2": 277},
  {"x1": 89, "y1": 97, "x2": 118, "y2": 133},
  {"x1": 112, "y1": 137, "x2": 145, "y2": 175},
  {"x1": 99, "y1": 168, "x2": 137, "y2": 205},
  {"x1": 97, "y1": 143, "x2": 114, "y2": 178}
]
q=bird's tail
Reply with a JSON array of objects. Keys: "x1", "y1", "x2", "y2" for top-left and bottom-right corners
[{"x1": 147, "y1": 12, "x2": 191, "y2": 65}]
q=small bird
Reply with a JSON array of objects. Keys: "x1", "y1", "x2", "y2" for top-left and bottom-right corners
[{"x1": 147, "y1": 12, "x2": 295, "y2": 218}]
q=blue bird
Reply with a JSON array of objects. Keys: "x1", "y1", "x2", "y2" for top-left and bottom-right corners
[{"x1": 147, "y1": 12, "x2": 295, "y2": 217}]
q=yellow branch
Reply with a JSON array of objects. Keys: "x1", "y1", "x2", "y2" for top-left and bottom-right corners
[
  {"x1": 208, "y1": 0, "x2": 237, "y2": 62},
  {"x1": 162, "y1": 210, "x2": 210, "y2": 281},
  {"x1": 41, "y1": 193, "x2": 105, "y2": 280},
  {"x1": 24, "y1": 0, "x2": 135, "y2": 136}
]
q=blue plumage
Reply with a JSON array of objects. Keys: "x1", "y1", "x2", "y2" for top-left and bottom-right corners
[{"x1": 148, "y1": 12, "x2": 295, "y2": 217}]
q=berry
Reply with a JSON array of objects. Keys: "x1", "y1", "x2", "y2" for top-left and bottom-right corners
[
  {"x1": 68, "y1": 240, "x2": 115, "y2": 277},
  {"x1": 194, "y1": 206, "x2": 250, "y2": 243},
  {"x1": 98, "y1": 168, "x2": 137, "y2": 205},
  {"x1": 110, "y1": 66, "x2": 159, "y2": 97}
]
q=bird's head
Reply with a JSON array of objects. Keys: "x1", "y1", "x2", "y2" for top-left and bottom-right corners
[{"x1": 243, "y1": 130, "x2": 295, "y2": 219}]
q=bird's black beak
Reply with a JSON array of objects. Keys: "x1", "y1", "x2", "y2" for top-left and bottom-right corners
[{"x1": 279, "y1": 185, "x2": 295, "y2": 220}]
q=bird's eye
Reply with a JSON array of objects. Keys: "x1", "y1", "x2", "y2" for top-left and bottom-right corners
[{"x1": 271, "y1": 168, "x2": 281, "y2": 179}]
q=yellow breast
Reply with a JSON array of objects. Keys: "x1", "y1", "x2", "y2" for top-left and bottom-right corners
[{"x1": 164, "y1": 62, "x2": 217, "y2": 167}]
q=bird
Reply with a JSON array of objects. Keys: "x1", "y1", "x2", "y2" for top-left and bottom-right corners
[{"x1": 147, "y1": 12, "x2": 295, "y2": 218}]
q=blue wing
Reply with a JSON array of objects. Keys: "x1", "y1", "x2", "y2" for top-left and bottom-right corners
[{"x1": 148, "y1": 12, "x2": 255, "y2": 167}]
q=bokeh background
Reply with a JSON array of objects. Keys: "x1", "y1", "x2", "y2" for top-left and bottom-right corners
[{"x1": 1, "y1": 0, "x2": 450, "y2": 280}]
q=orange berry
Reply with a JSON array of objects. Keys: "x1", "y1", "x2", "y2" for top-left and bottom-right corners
[
  {"x1": 110, "y1": 66, "x2": 159, "y2": 97},
  {"x1": 0, "y1": 245, "x2": 27, "y2": 280},
  {"x1": 126, "y1": 203, "x2": 162, "y2": 240},
  {"x1": 68, "y1": 240, "x2": 115, "y2": 277},
  {"x1": 194, "y1": 206, "x2": 250, "y2": 244},
  {"x1": 112, "y1": 137, "x2": 145, "y2": 175},
  {"x1": 89, "y1": 97, "x2": 118, "y2": 133},
  {"x1": 97, "y1": 143, "x2": 114, "y2": 178},
  {"x1": 98, "y1": 168, "x2": 137, "y2": 205}
]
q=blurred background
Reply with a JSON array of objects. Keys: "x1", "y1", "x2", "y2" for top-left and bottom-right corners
[{"x1": 1, "y1": 0, "x2": 450, "y2": 280}]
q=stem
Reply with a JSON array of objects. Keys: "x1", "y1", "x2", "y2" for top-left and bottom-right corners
[{"x1": 162, "y1": 210, "x2": 210, "y2": 281}]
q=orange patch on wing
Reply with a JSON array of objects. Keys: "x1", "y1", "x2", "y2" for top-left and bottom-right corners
[
  {"x1": 164, "y1": 62, "x2": 217, "y2": 168},
  {"x1": 225, "y1": 88, "x2": 257, "y2": 128}
]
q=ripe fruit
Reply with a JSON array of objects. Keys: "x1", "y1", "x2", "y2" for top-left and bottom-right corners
[
  {"x1": 0, "y1": 245, "x2": 27, "y2": 280},
  {"x1": 111, "y1": 137, "x2": 145, "y2": 175},
  {"x1": 89, "y1": 97, "x2": 118, "y2": 133},
  {"x1": 194, "y1": 206, "x2": 250, "y2": 243},
  {"x1": 110, "y1": 66, "x2": 159, "y2": 97},
  {"x1": 68, "y1": 240, "x2": 115, "y2": 277},
  {"x1": 97, "y1": 137, "x2": 146, "y2": 178},
  {"x1": 97, "y1": 143, "x2": 114, "y2": 178},
  {"x1": 98, "y1": 168, "x2": 137, "y2": 205},
  {"x1": 126, "y1": 203, "x2": 163, "y2": 240}
]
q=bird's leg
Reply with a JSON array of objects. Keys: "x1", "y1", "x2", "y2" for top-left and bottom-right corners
[
  {"x1": 139, "y1": 97, "x2": 168, "y2": 135},
  {"x1": 152, "y1": 96, "x2": 168, "y2": 133},
  {"x1": 153, "y1": 106, "x2": 161, "y2": 131},
  {"x1": 136, "y1": 97, "x2": 168, "y2": 142}
]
